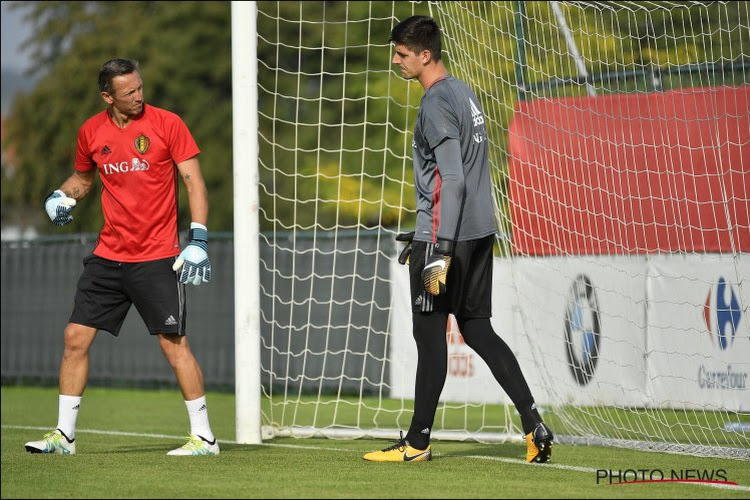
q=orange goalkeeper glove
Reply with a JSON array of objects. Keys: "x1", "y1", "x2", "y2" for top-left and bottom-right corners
[{"x1": 422, "y1": 238, "x2": 453, "y2": 296}]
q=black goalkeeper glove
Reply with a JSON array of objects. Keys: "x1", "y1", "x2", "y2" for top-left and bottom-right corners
[
  {"x1": 422, "y1": 238, "x2": 453, "y2": 296},
  {"x1": 396, "y1": 231, "x2": 414, "y2": 265}
]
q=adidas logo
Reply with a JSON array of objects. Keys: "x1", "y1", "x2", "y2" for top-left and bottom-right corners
[
  {"x1": 420, "y1": 427, "x2": 430, "y2": 434},
  {"x1": 165, "y1": 315, "x2": 177, "y2": 326},
  {"x1": 199, "y1": 404, "x2": 207, "y2": 412},
  {"x1": 100, "y1": 145, "x2": 111, "y2": 155},
  {"x1": 469, "y1": 98, "x2": 484, "y2": 127},
  {"x1": 414, "y1": 296, "x2": 423, "y2": 307},
  {"x1": 72, "y1": 404, "x2": 80, "y2": 410}
]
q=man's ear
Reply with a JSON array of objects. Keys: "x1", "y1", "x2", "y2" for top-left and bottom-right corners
[
  {"x1": 420, "y1": 49, "x2": 433, "y2": 65},
  {"x1": 100, "y1": 91, "x2": 114, "y2": 105}
]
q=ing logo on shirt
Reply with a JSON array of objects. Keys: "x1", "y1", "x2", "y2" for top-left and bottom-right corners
[
  {"x1": 135, "y1": 134, "x2": 151, "y2": 154},
  {"x1": 101, "y1": 157, "x2": 150, "y2": 175}
]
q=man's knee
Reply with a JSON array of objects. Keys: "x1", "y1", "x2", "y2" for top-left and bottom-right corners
[
  {"x1": 159, "y1": 333, "x2": 191, "y2": 361},
  {"x1": 62, "y1": 323, "x2": 96, "y2": 355},
  {"x1": 413, "y1": 312, "x2": 449, "y2": 348},
  {"x1": 455, "y1": 317, "x2": 494, "y2": 348}
]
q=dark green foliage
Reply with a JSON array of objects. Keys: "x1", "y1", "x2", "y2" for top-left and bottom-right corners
[
  {"x1": 2, "y1": 1, "x2": 747, "y2": 235},
  {"x1": 3, "y1": 1, "x2": 232, "y2": 233}
]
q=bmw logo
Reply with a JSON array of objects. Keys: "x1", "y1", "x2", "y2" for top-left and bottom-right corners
[{"x1": 564, "y1": 274, "x2": 602, "y2": 386}]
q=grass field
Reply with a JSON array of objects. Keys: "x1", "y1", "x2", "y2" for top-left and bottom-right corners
[{"x1": 2, "y1": 386, "x2": 748, "y2": 499}]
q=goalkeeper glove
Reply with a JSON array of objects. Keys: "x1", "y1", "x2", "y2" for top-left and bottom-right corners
[
  {"x1": 44, "y1": 190, "x2": 77, "y2": 226},
  {"x1": 396, "y1": 231, "x2": 414, "y2": 265},
  {"x1": 172, "y1": 222, "x2": 211, "y2": 286},
  {"x1": 422, "y1": 238, "x2": 453, "y2": 296}
]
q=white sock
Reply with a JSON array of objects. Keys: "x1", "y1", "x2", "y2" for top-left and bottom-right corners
[
  {"x1": 185, "y1": 396, "x2": 215, "y2": 442},
  {"x1": 56, "y1": 395, "x2": 81, "y2": 440}
]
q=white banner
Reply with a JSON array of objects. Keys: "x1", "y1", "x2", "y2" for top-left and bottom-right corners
[
  {"x1": 510, "y1": 257, "x2": 648, "y2": 407},
  {"x1": 388, "y1": 254, "x2": 749, "y2": 412},
  {"x1": 388, "y1": 261, "x2": 416, "y2": 401},
  {"x1": 647, "y1": 255, "x2": 749, "y2": 411}
]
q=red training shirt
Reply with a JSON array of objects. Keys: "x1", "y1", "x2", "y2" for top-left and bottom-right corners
[{"x1": 74, "y1": 104, "x2": 200, "y2": 262}]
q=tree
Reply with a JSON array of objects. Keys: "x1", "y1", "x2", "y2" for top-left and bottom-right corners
[
  {"x1": 2, "y1": 1, "x2": 232, "y2": 233},
  {"x1": 3, "y1": 1, "x2": 746, "y2": 236}
]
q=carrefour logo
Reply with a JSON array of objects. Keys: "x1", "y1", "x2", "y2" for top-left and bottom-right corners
[
  {"x1": 703, "y1": 277, "x2": 742, "y2": 350},
  {"x1": 564, "y1": 274, "x2": 601, "y2": 386}
]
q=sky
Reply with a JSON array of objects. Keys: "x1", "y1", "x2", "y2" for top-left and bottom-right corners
[
  {"x1": 1, "y1": 2, "x2": 36, "y2": 116},
  {"x1": 1, "y1": 2, "x2": 35, "y2": 237},
  {"x1": 1, "y1": 1, "x2": 33, "y2": 71}
]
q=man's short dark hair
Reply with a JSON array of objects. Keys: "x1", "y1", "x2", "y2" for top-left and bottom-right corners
[
  {"x1": 389, "y1": 15, "x2": 442, "y2": 62},
  {"x1": 98, "y1": 58, "x2": 139, "y2": 95}
]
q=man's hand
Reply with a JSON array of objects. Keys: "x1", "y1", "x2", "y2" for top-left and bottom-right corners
[
  {"x1": 396, "y1": 231, "x2": 414, "y2": 265},
  {"x1": 172, "y1": 222, "x2": 211, "y2": 286},
  {"x1": 422, "y1": 238, "x2": 453, "y2": 296},
  {"x1": 44, "y1": 190, "x2": 77, "y2": 226}
]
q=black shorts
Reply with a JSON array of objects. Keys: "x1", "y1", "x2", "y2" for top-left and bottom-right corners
[
  {"x1": 409, "y1": 235, "x2": 494, "y2": 318},
  {"x1": 69, "y1": 255, "x2": 186, "y2": 336}
]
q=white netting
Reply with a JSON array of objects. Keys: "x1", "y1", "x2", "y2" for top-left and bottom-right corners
[{"x1": 246, "y1": 1, "x2": 749, "y2": 458}]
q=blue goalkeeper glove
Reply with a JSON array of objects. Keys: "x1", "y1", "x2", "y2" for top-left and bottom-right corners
[
  {"x1": 44, "y1": 190, "x2": 77, "y2": 226},
  {"x1": 172, "y1": 222, "x2": 211, "y2": 286},
  {"x1": 422, "y1": 238, "x2": 453, "y2": 296}
]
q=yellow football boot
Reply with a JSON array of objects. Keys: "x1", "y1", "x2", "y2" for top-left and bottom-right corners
[
  {"x1": 525, "y1": 422, "x2": 553, "y2": 463},
  {"x1": 363, "y1": 433, "x2": 432, "y2": 462}
]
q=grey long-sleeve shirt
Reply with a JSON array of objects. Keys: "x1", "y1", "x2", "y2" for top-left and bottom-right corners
[{"x1": 411, "y1": 75, "x2": 497, "y2": 243}]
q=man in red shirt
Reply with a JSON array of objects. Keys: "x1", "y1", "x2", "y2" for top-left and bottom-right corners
[{"x1": 25, "y1": 59, "x2": 219, "y2": 456}]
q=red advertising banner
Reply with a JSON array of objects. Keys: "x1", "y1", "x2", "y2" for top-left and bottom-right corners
[{"x1": 508, "y1": 86, "x2": 749, "y2": 255}]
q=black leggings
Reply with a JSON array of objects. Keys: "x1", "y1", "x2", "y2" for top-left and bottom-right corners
[{"x1": 406, "y1": 313, "x2": 541, "y2": 448}]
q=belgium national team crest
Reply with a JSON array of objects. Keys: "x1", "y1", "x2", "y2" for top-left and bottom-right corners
[{"x1": 135, "y1": 134, "x2": 151, "y2": 154}]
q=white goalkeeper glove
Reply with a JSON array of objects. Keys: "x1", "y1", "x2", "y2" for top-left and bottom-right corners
[
  {"x1": 44, "y1": 190, "x2": 77, "y2": 226},
  {"x1": 422, "y1": 238, "x2": 453, "y2": 296},
  {"x1": 172, "y1": 222, "x2": 211, "y2": 286}
]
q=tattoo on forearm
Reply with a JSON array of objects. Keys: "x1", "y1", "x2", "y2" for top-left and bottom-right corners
[
  {"x1": 71, "y1": 187, "x2": 81, "y2": 198},
  {"x1": 183, "y1": 173, "x2": 192, "y2": 182}
]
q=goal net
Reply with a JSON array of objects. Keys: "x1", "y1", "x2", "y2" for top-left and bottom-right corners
[{"x1": 236, "y1": 1, "x2": 749, "y2": 458}]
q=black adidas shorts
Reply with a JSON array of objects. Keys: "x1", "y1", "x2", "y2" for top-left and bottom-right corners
[
  {"x1": 69, "y1": 255, "x2": 186, "y2": 336},
  {"x1": 409, "y1": 235, "x2": 494, "y2": 317}
]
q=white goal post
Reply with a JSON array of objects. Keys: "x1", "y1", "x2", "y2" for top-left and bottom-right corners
[
  {"x1": 232, "y1": 0, "x2": 261, "y2": 445},
  {"x1": 233, "y1": 1, "x2": 750, "y2": 458}
]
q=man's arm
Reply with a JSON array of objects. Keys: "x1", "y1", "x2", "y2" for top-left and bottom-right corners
[
  {"x1": 176, "y1": 156, "x2": 208, "y2": 225},
  {"x1": 43, "y1": 170, "x2": 96, "y2": 226},
  {"x1": 433, "y1": 138, "x2": 465, "y2": 243},
  {"x1": 422, "y1": 138, "x2": 465, "y2": 296},
  {"x1": 59, "y1": 170, "x2": 97, "y2": 201},
  {"x1": 173, "y1": 156, "x2": 211, "y2": 285}
]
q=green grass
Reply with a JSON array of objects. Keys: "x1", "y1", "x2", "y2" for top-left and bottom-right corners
[{"x1": 2, "y1": 386, "x2": 748, "y2": 499}]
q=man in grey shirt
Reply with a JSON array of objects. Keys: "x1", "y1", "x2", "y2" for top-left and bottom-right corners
[{"x1": 364, "y1": 15, "x2": 553, "y2": 463}]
